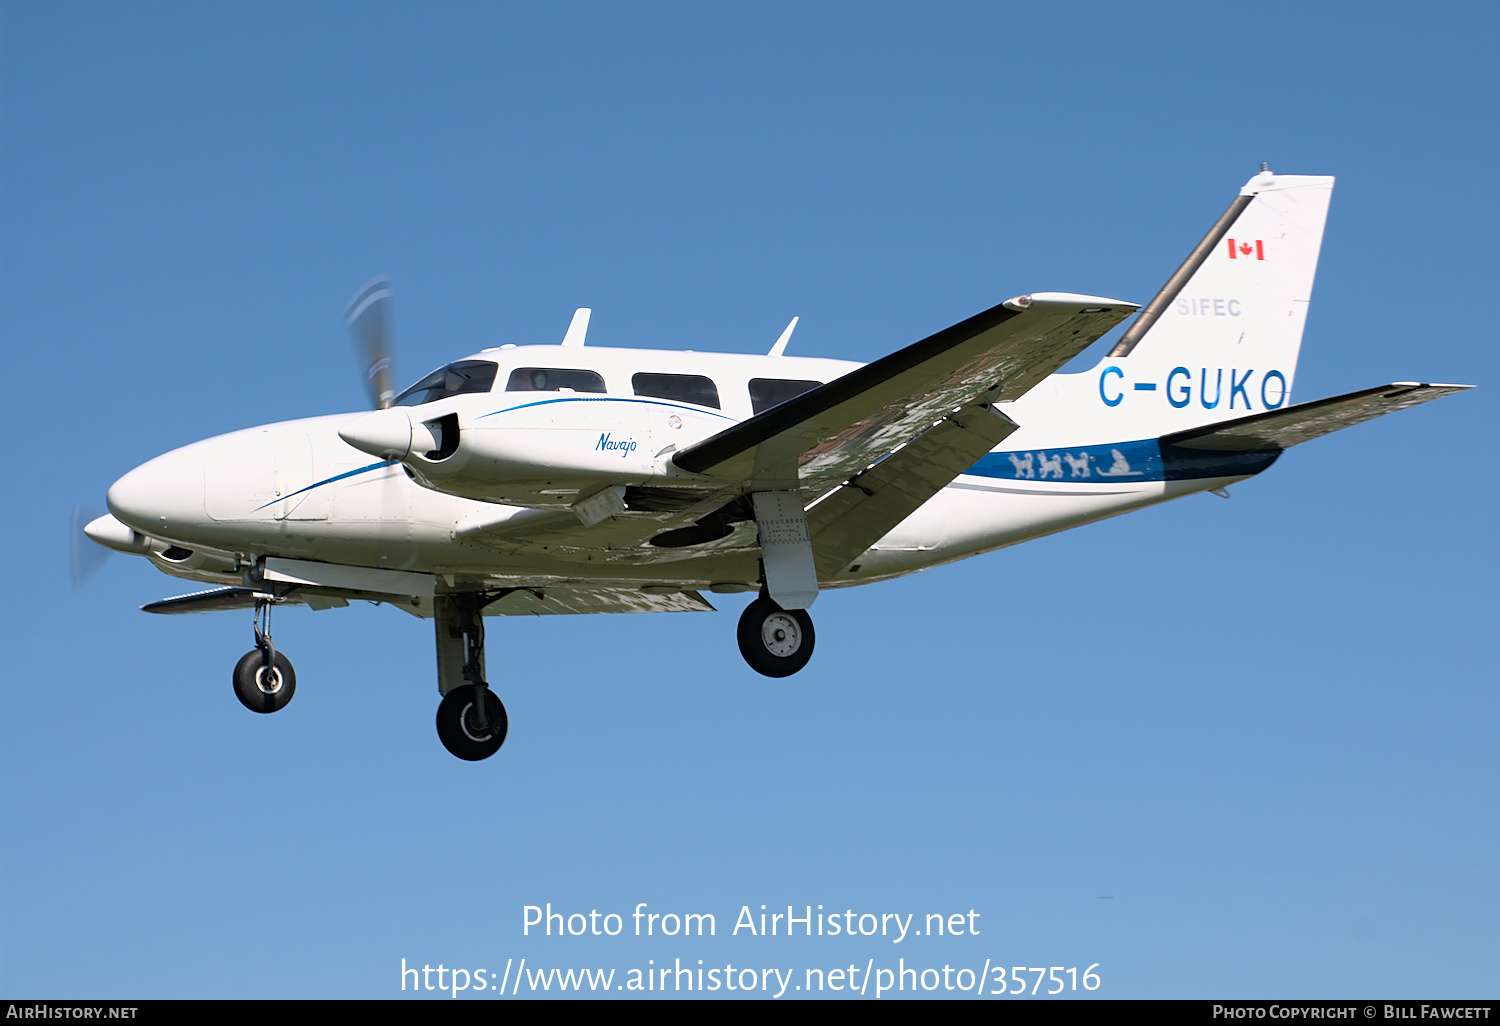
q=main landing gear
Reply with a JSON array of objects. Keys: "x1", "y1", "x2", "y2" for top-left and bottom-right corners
[
  {"x1": 737, "y1": 593, "x2": 815, "y2": 678},
  {"x1": 234, "y1": 595, "x2": 296, "y2": 713},
  {"x1": 738, "y1": 491, "x2": 818, "y2": 677},
  {"x1": 432, "y1": 594, "x2": 508, "y2": 761}
]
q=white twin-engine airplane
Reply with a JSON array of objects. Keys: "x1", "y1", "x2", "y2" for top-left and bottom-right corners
[{"x1": 87, "y1": 168, "x2": 1470, "y2": 761}]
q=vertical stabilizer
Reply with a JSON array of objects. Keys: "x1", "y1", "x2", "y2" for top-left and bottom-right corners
[{"x1": 1080, "y1": 170, "x2": 1334, "y2": 438}]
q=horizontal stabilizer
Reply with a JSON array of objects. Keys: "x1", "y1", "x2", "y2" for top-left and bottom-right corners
[{"x1": 1163, "y1": 382, "x2": 1472, "y2": 452}]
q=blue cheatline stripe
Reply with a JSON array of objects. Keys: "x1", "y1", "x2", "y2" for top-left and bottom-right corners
[
  {"x1": 252, "y1": 460, "x2": 388, "y2": 511},
  {"x1": 965, "y1": 439, "x2": 1280, "y2": 483},
  {"x1": 476, "y1": 395, "x2": 739, "y2": 422},
  {"x1": 251, "y1": 429, "x2": 1276, "y2": 515}
]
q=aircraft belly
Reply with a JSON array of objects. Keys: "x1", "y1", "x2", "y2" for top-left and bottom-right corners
[
  {"x1": 425, "y1": 539, "x2": 764, "y2": 589},
  {"x1": 361, "y1": 477, "x2": 1235, "y2": 588},
  {"x1": 849, "y1": 479, "x2": 1173, "y2": 577}
]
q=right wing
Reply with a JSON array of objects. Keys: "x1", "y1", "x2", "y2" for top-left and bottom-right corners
[{"x1": 671, "y1": 292, "x2": 1137, "y2": 492}]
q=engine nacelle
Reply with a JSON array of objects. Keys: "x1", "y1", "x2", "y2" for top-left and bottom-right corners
[{"x1": 338, "y1": 393, "x2": 731, "y2": 508}]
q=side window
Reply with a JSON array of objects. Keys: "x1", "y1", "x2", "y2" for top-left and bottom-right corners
[
  {"x1": 749, "y1": 378, "x2": 822, "y2": 414},
  {"x1": 505, "y1": 367, "x2": 607, "y2": 393},
  {"x1": 631, "y1": 372, "x2": 721, "y2": 409}
]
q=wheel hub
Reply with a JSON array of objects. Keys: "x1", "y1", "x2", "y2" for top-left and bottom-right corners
[
  {"x1": 761, "y1": 612, "x2": 802, "y2": 657},
  {"x1": 460, "y1": 701, "x2": 496, "y2": 743},
  {"x1": 254, "y1": 666, "x2": 284, "y2": 695}
]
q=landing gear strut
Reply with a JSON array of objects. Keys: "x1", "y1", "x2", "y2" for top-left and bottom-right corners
[
  {"x1": 234, "y1": 595, "x2": 296, "y2": 713},
  {"x1": 737, "y1": 593, "x2": 815, "y2": 678},
  {"x1": 433, "y1": 594, "x2": 508, "y2": 761}
]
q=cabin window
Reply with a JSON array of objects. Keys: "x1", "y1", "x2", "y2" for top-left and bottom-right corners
[
  {"x1": 505, "y1": 367, "x2": 607, "y2": 393},
  {"x1": 631, "y1": 372, "x2": 721, "y2": 409},
  {"x1": 394, "y1": 360, "x2": 499, "y2": 406},
  {"x1": 749, "y1": 377, "x2": 822, "y2": 414}
]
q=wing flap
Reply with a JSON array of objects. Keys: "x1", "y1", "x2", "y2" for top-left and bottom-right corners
[
  {"x1": 808, "y1": 403, "x2": 1018, "y2": 577},
  {"x1": 1163, "y1": 382, "x2": 1473, "y2": 452},
  {"x1": 485, "y1": 586, "x2": 715, "y2": 615},
  {"x1": 672, "y1": 293, "x2": 1136, "y2": 491}
]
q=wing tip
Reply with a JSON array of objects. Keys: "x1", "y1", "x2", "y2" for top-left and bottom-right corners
[
  {"x1": 1383, "y1": 381, "x2": 1475, "y2": 395},
  {"x1": 1023, "y1": 291, "x2": 1139, "y2": 311}
]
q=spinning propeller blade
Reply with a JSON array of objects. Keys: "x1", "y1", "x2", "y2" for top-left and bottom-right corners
[
  {"x1": 345, "y1": 278, "x2": 414, "y2": 518},
  {"x1": 347, "y1": 276, "x2": 397, "y2": 410},
  {"x1": 70, "y1": 505, "x2": 111, "y2": 589}
]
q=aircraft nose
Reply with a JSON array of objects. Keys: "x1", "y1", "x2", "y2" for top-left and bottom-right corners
[{"x1": 106, "y1": 451, "x2": 206, "y2": 536}]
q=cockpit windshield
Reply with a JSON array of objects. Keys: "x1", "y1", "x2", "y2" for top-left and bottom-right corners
[{"x1": 394, "y1": 360, "x2": 499, "y2": 406}]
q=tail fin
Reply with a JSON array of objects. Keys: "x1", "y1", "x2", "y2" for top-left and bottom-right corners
[{"x1": 1088, "y1": 169, "x2": 1334, "y2": 437}]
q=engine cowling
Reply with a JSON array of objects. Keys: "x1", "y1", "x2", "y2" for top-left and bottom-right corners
[{"x1": 338, "y1": 393, "x2": 729, "y2": 508}]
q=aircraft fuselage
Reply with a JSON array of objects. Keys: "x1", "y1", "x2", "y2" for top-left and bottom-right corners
[{"x1": 104, "y1": 343, "x2": 1253, "y2": 598}]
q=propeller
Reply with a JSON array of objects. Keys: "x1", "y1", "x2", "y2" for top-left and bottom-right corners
[
  {"x1": 347, "y1": 276, "x2": 397, "y2": 409},
  {"x1": 345, "y1": 276, "x2": 413, "y2": 520},
  {"x1": 70, "y1": 505, "x2": 112, "y2": 589}
]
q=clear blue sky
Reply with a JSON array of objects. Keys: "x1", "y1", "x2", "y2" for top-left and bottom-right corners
[{"x1": 2, "y1": 0, "x2": 1494, "y2": 999}]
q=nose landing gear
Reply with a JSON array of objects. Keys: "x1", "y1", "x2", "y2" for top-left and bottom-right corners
[{"x1": 234, "y1": 595, "x2": 296, "y2": 713}]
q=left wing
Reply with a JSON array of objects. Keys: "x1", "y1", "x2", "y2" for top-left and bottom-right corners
[
  {"x1": 141, "y1": 582, "x2": 713, "y2": 617},
  {"x1": 141, "y1": 585, "x2": 347, "y2": 614}
]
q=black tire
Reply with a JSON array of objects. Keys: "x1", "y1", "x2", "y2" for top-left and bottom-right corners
[
  {"x1": 435, "y1": 685, "x2": 508, "y2": 761},
  {"x1": 233, "y1": 649, "x2": 296, "y2": 713},
  {"x1": 736, "y1": 596, "x2": 815, "y2": 678}
]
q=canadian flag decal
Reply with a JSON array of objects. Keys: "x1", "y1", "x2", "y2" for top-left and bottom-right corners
[{"x1": 1226, "y1": 238, "x2": 1265, "y2": 260}]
